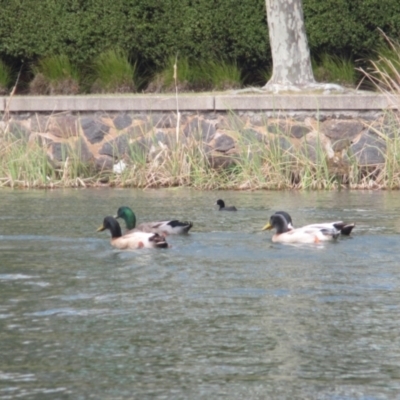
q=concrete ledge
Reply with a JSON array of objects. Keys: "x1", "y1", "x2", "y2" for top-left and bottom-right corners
[
  {"x1": 2, "y1": 95, "x2": 215, "y2": 112},
  {"x1": 1, "y1": 93, "x2": 399, "y2": 113},
  {"x1": 214, "y1": 94, "x2": 399, "y2": 111}
]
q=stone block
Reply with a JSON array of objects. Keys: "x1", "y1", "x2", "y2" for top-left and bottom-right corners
[
  {"x1": 80, "y1": 117, "x2": 110, "y2": 144},
  {"x1": 321, "y1": 120, "x2": 364, "y2": 141},
  {"x1": 74, "y1": 138, "x2": 93, "y2": 163},
  {"x1": 240, "y1": 128, "x2": 267, "y2": 144},
  {"x1": 183, "y1": 117, "x2": 216, "y2": 142},
  {"x1": 95, "y1": 155, "x2": 114, "y2": 171},
  {"x1": 213, "y1": 133, "x2": 235, "y2": 152},
  {"x1": 113, "y1": 113, "x2": 132, "y2": 130},
  {"x1": 289, "y1": 124, "x2": 311, "y2": 139},
  {"x1": 8, "y1": 121, "x2": 31, "y2": 142},
  {"x1": 150, "y1": 114, "x2": 178, "y2": 129},
  {"x1": 47, "y1": 116, "x2": 79, "y2": 138},
  {"x1": 350, "y1": 132, "x2": 386, "y2": 165},
  {"x1": 49, "y1": 142, "x2": 69, "y2": 162}
]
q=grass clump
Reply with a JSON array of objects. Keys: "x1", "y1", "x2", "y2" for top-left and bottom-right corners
[
  {"x1": 91, "y1": 49, "x2": 137, "y2": 93},
  {"x1": 355, "y1": 33, "x2": 400, "y2": 188},
  {"x1": 224, "y1": 129, "x2": 340, "y2": 190},
  {"x1": 146, "y1": 57, "x2": 242, "y2": 92},
  {"x1": 30, "y1": 55, "x2": 80, "y2": 95},
  {"x1": 0, "y1": 60, "x2": 13, "y2": 95},
  {"x1": 2, "y1": 125, "x2": 400, "y2": 190},
  {"x1": 312, "y1": 54, "x2": 356, "y2": 87},
  {"x1": 204, "y1": 60, "x2": 242, "y2": 91},
  {"x1": 0, "y1": 130, "x2": 97, "y2": 188},
  {"x1": 0, "y1": 133, "x2": 55, "y2": 187},
  {"x1": 111, "y1": 134, "x2": 217, "y2": 189},
  {"x1": 360, "y1": 33, "x2": 400, "y2": 94}
]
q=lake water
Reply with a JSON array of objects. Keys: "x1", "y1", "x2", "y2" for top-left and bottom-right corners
[{"x1": 0, "y1": 188, "x2": 400, "y2": 399}]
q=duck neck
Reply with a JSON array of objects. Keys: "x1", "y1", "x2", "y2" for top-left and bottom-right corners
[
  {"x1": 276, "y1": 225, "x2": 289, "y2": 234},
  {"x1": 273, "y1": 215, "x2": 290, "y2": 234},
  {"x1": 124, "y1": 210, "x2": 137, "y2": 230},
  {"x1": 109, "y1": 220, "x2": 123, "y2": 238}
]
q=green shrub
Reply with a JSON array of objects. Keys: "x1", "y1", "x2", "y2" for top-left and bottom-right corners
[
  {"x1": 0, "y1": 0, "x2": 269, "y2": 78},
  {"x1": 304, "y1": 0, "x2": 400, "y2": 58},
  {"x1": 0, "y1": 0, "x2": 399, "y2": 88}
]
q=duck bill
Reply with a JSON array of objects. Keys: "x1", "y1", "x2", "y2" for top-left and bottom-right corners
[
  {"x1": 96, "y1": 225, "x2": 105, "y2": 232},
  {"x1": 262, "y1": 222, "x2": 273, "y2": 231}
]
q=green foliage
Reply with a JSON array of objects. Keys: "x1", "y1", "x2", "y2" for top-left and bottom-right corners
[
  {"x1": 0, "y1": 0, "x2": 399, "y2": 87},
  {"x1": 0, "y1": 0, "x2": 269, "y2": 75},
  {"x1": 205, "y1": 60, "x2": 242, "y2": 91},
  {"x1": 303, "y1": 0, "x2": 400, "y2": 58},
  {"x1": 312, "y1": 54, "x2": 356, "y2": 86},
  {"x1": 33, "y1": 54, "x2": 79, "y2": 82},
  {"x1": 374, "y1": 37, "x2": 400, "y2": 91},
  {"x1": 148, "y1": 57, "x2": 242, "y2": 92},
  {"x1": 30, "y1": 54, "x2": 79, "y2": 94},
  {"x1": 0, "y1": 59, "x2": 12, "y2": 93},
  {"x1": 360, "y1": 34, "x2": 400, "y2": 93},
  {"x1": 91, "y1": 49, "x2": 136, "y2": 93}
]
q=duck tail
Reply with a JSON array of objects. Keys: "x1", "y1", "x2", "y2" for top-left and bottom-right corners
[
  {"x1": 333, "y1": 222, "x2": 355, "y2": 236},
  {"x1": 150, "y1": 233, "x2": 169, "y2": 248},
  {"x1": 340, "y1": 223, "x2": 355, "y2": 236},
  {"x1": 168, "y1": 220, "x2": 193, "y2": 233},
  {"x1": 182, "y1": 221, "x2": 193, "y2": 233}
]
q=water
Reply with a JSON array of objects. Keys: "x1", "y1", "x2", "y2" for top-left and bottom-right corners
[{"x1": 1, "y1": 188, "x2": 400, "y2": 399}]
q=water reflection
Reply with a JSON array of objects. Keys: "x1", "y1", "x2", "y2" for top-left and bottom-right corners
[{"x1": 0, "y1": 188, "x2": 400, "y2": 398}]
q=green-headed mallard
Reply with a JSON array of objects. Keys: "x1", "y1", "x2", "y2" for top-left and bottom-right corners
[
  {"x1": 274, "y1": 211, "x2": 355, "y2": 236},
  {"x1": 216, "y1": 199, "x2": 237, "y2": 211},
  {"x1": 262, "y1": 213, "x2": 340, "y2": 244},
  {"x1": 97, "y1": 216, "x2": 168, "y2": 249},
  {"x1": 115, "y1": 206, "x2": 193, "y2": 236}
]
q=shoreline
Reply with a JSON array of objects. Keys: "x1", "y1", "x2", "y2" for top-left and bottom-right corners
[{"x1": 1, "y1": 92, "x2": 400, "y2": 190}]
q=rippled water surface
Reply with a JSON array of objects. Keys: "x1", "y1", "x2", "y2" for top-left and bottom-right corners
[{"x1": 1, "y1": 188, "x2": 400, "y2": 399}]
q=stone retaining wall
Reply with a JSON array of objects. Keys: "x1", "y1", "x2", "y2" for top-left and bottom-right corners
[
  {"x1": 1, "y1": 109, "x2": 396, "y2": 174},
  {"x1": 1, "y1": 93, "x2": 399, "y2": 174}
]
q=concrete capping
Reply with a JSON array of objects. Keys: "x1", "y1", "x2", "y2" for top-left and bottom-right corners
[
  {"x1": 1, "y1": 93, "x2": 399, "y2": 113},
  {"x1": 214, "y1": 94, "x2": 400, "y2": 111},
  {"x1": 2, "y1": 95, "x2": 215, "y2": 112}
]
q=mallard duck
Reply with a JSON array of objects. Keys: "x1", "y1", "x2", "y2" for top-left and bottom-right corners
[
  {"x1": 262, "y1": 213, "x2": 340, "y2": 244},
  {"x1": 216, "y1": 199, "x2": 237, "y2": 211},
  {"x1": 97, "y1": 216, "x2": 168, "y2": 249},
  {"x1": 115, "y1": 206, "x2": 193, "y2": 236},
  {"x1": 274, "y1": 211, "x2": 355, "y2": 236}
]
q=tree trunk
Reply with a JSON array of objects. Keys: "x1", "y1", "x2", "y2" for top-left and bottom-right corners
[{"x1": 263, "y1": 0, "x2": 316, "y2": 91}]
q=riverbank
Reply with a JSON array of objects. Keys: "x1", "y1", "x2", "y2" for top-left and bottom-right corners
[{"x1": 1, "y1": 92, "x2": 399, "y2": 189}]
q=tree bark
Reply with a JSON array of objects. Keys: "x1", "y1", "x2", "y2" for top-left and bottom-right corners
[{"x1": 263, "y1": 0, "x2": 317, "y2": 91}]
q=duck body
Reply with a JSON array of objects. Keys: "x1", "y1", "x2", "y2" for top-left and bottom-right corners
[
  {"x1": 216, "y1": 199, "x2": 237, "y2": 211},
  {"x1": 262, "y1": 214, "x2": 340, "y2": 244},
  {"x1": 115, "y1": 206, "x2": 192, "y2": 236},
  {"x1": 97, "y1": 216, "x2": 168, "y2": 249},
  {"x1": 274, "y1": 211, "x2": 355, "y2": 236}
]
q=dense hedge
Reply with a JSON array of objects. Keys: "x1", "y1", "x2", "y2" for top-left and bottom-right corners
[
  {"x1": 0, "y1": 0, "x2": 399, "y2": 73},
  {"x1": 304, "y1": 0, "x2": 400, "y2": 58},
  {"x1": 0, "y1": 0, "x2": 269, "y2": 72}
]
